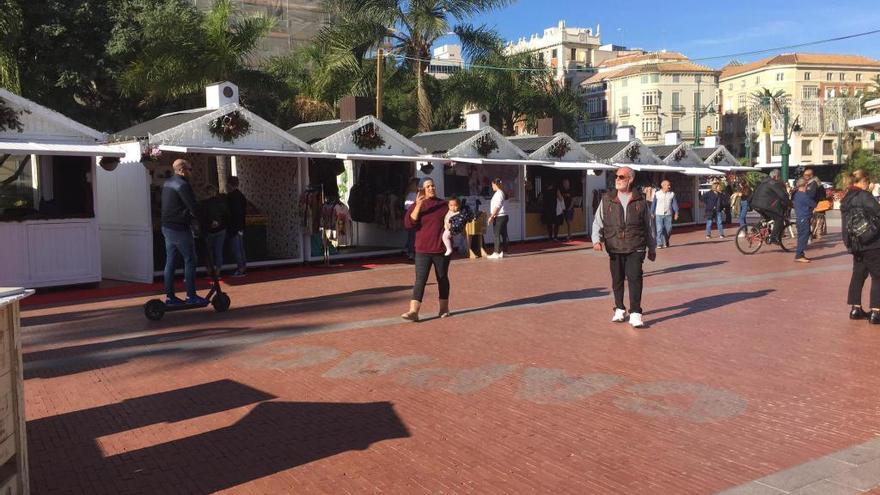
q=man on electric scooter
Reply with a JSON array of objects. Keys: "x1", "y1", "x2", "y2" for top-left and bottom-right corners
[{"x1": 161, "y1": 159, "x2": 208, "y2": 306}]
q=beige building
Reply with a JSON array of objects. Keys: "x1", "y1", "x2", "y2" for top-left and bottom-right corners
[
  {"x1": 191, "y1": 0, "x2": 328, "y2": 60},
  {"x1": 426, "y1": 44, "x2": 465, "y2": 80},
  {"x1": 577, "y1": 52, "x2": 720, "y2": 144},
  {"x1": 719, "y1": 53, "x2": 880, "y2": 164}
]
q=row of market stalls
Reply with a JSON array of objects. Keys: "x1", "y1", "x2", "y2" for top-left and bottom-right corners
[{"x1": 0, "y1": 82, "x2": 753, "y2": 288}]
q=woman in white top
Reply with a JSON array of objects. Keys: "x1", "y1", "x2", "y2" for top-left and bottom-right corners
[{"x1": 488, "y1": 178, "x2": 509, "y2": 259}]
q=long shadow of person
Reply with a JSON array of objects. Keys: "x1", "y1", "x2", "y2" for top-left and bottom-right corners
[
  {"x1": 643, "y1": 289, "x2": 775, "y2": 327},
  {"x1": 448, "y1": 287, "x2": 609, "y2": 319},
  {"x1": 644, "y1": 261, "x2": 726, "y2": 277}
]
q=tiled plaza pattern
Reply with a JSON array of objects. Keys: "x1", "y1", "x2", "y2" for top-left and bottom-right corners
[{"x1": 20, "y1": 228, "x2": 880, "y2": 494}]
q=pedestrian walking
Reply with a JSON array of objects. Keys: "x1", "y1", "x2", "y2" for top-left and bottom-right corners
[
  {"x1": 653, "y1": 180, "x2": 679, "y2": 249},
  {"x1": 592, "y1": 166, "x2": 656, "y2": 328},
  {"x1": 161, "y1": 159, "x2": 207, "y2": 305},
  {"x1": 702, "y1": 183, "x2": 726, "y2": 238},
  {"x1": 401, "y1": 178, "x2": 451, "y2": 322},
  {"x1": 560, "y1": 178, "x2": 575, "y2": 241},
  {"x1": 738, "y1": 182, "x2": 752, "y2": 225},
  {"x1": 842, "y1": 169, "x2": 880, "y2": 324},
  {"x1": 198, "y1": 184, "x2": 230, "y2": 277},
  {"x1": 802, "y1": 167, "x2": 827, "y2": 239},
  {"x1": 488, "y1": 178, "x2": 509, "y2": 259},
  {"x1": 225, "y1": 176, "x2": 248, "y2": 277},
  {"x1": 792, "y1": 178, "x2": 817, "y2": 263}
]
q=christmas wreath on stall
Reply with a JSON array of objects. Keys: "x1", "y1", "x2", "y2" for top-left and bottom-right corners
[
  {"x1": 352, "y1": 123, "x2": 385, "y2": 150},
  {"x1": 672, "y1": 147, "x2": 687, "y2": 162},
  {"x1": 208, "y1": 111, "x2": 251, "y2": 142},
  {"x1": 0, "y1": 97, "x2": 27, "y2": 133},
  {"x1": 473, "y1": 134, "x2": 498, "y2": 157},
  {"x1": 624, "y1": 144, "x2": 640, "y2": 162},
  {"x1": 548, "y1": 139, "x2": 571, "y2": 159},
  {"x1": 712, "y1": 151, "x2": 725, "y2": 165}
]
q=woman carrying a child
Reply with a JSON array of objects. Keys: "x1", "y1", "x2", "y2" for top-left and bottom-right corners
[{"x1": 401, "y1": 178, "x2": 453, "y2": 322}]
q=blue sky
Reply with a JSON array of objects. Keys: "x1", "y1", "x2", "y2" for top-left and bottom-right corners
[{"x1": 445, "y1": 0, "x2": 880, "y2": 68}]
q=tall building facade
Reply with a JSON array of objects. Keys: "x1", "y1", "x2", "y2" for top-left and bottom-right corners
[
  {"x1": 719, "y1": 53, "x2": 880, "y2": 164},
  {"x1": 577, "y1": 52, "x2": 720, "y2": 143},
  {"x1": 191, "y1": 0, "x2": 328, "y2": 60}
]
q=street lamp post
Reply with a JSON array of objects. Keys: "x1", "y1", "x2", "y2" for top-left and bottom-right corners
[
  {"x1": 693, "y1": 75, "x2": 702, "y2": 146},
  {"x1": 781, "y1": 106, "x2": 791, "y2": 182}
]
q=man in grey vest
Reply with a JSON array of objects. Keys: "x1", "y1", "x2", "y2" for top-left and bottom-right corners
[{"x1": 592, "y1": 166, "x2": 657, "y2": 328}]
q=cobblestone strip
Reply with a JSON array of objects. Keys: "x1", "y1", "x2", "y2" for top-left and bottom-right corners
[{"x1": 717, "y1": 437, "x2": 880, "y2": 494}]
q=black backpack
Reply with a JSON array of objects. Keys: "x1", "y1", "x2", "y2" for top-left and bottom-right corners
[{"x1": 845, "y1": 205, "x2": 880, "y2": 253}]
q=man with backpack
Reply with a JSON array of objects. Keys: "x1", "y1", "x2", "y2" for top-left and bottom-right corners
[
  {"x1": 750, "y1": 170, "x2": 791, "y2": 245},
  {"x1": 842, "y1": 169, "x2": 880, "y2": 323}
]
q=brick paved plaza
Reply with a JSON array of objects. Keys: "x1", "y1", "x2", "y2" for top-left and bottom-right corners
[{"x1": 19, "y1": 229, "x2": 880, "y2": 494}]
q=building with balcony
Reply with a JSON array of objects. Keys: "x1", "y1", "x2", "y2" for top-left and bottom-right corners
[
  {"x1": 426, "y1": 44, "x2": 465, "y2": 80},
  {"x1": 719, "y1": 53, "x2": 880, "y2": 164},
  {"x1": 576, "y1": 52, "x2": 719, "y2": 144},
  {"x1": 191, "y1": 0, "x2": 328, "y2": 60}
]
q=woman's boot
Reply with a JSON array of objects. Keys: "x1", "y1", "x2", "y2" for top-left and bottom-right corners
[{"x1": 401, "y1": 300, "x2": 421, "y2": 322}]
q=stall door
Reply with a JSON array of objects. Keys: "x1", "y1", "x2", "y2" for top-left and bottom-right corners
[{"x1": 97, "y1": 163, "x2": 154, "y2": 282}]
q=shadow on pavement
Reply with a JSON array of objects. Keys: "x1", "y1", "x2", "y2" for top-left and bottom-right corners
[
  {"x1": 28, "y1": 380, "x2": 409, "y2": 494},
  {"x1": 645, "y1": 261, "x2": 726, "y2": 277},
  {"x1": 451, "y1": 287, "x2": 609, "y2": 318},
  {"x1": 645, "y1": 289, "x2": 775, "y2": 326}
]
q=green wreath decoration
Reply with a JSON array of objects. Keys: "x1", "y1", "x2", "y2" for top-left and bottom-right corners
[
  {"x1": 624, "y1": 144, "x2": 640, "y2": 163},
  {"x1": 352, "y1": 123, "x2": 385, "y2": 150},
  {"x1": 712, "y1": 151, "x2": 725, "y2": 165},
  {"x1": 548, "y1": 139, "x2": 571, "y2": 159},
  {"x1": 0, "y1": 98, "x2": 27, "y2": 133},
  {"x1": 473, "y1": 134, "x2": 499, "y2": 157},
  {"x1": 672, "y1": 147, "x2": 687, "y2": 162},
  {"x1": 208, "y1": 111, "x2": 251, "y2": 142}
]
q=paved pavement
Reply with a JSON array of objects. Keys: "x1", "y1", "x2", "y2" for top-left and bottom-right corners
[{"x1": 20, "y1": 227, "x2": 880, "y2": 494}]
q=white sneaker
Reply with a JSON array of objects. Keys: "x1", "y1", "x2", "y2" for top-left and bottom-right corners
[
  {"x1": 497, "y1": 252, "x2": 505, "y2": 259},
  {"x1": 629, "y1": 313, "x2": 645, "y2": 328},
  {"x1": 487, "y1": 253, "x2": 499, "y2": 259},
  {"x1": 611, "y1": 308, "x2": 626, "y2": 322}
]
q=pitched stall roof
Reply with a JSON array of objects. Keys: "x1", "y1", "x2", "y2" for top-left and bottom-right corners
[
  {"x1": 649, "y1": 145, "x2": 680, "y2": 160},
  {"x1": 721, "y1": 53, "x2": 880, "y2": 79},
  {"x1": 581, "y1": 140, "x2": 631, "y2": 161},
  {"x1": 693, "y1": 147, "x2": 716, "y2": 160},
  {"x1": 287, "y1": 120, "x2": 357, "y2": 144},
  {"x1": 507, "y1": 135, "x2": 555, "y2": 154},
  {"x1": 114, "y1": 109, "x2": 215, "y2": 140},
  {"x1": 411, "y1": 129, "x2": 481, "y2": 154}
]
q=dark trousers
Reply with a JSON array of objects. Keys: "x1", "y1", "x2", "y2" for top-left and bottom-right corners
[
  {"x1": 757, "y1": 209, "x2": 785, "y2": 242},
  {"x1": 848, "y1": 249, "x2": 880, "y2": 309},
  {"x1": 609, "y1": 251, "x2": 646, "y2": 314},
  {"x1": 795, "y1": 216, "x2": 810, "y2": 258},
  {"x1": 493, "y1": 215, "x2": 509, "y2": 253},
  {"x1": 412, "y1": 253, "x2": 450, "y2": 302}
]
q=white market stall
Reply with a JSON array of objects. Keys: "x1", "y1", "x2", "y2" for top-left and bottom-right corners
[
  {"x1": 98, "y1": 82, "x2": 313, "y2": 282},
  {"x1": 509, "y1": 132, "x2": 611, "y2": 240},
  {"x1": 0, "y1": 88, "x2": 125, "y2": 288},
  {"x1": 289, "y1": 114, "x2": 447, "y2": 261},
  {"x1": 412, "y1": 120, "x2": 544, "y2": 245},
  {"x1": 651, "y1": 142, "x2": 724, "y2": 225}
]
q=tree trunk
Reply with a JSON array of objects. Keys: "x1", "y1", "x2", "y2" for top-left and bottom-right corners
[
  {"x1": 216, "y1": 156, "x2": 229, "y2": 193},
  {"x1": 416, "y1": 60, "x2": 432, "y2": 132}
]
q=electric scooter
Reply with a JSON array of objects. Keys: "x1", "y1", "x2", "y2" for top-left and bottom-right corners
[{"x1": 144, "y1": 238, "x2": 231, "y2": 321}]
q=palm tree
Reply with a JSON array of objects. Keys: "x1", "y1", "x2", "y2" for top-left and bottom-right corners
[
  {"x1": 118, "y1": 0, "x2": 275, "y2": 104},
  {"x1": 317, "y1": 0, "x2": 512, "y2": 132},
  {"x1": 0, "y1": 0, "x2": 22, "y2": 92},
  {"x1": 863, "y1": 74, "x2": 880, "y2": 107},
  {"x1": 747, "y1": 88, "x2": 794, "y2": 162}
]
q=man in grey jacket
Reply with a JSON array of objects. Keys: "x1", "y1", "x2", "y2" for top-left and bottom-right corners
[{"x1": 592, "y1": 167, "x2": 657, "y2": 328}]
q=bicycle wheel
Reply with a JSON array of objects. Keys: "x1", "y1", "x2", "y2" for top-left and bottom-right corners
[
  {"x1": 779, "y1": 221, "x2": 798, "y2": 252},
  {"x1": 735, "y1": 224, "x2": 763, "y2": 255}
]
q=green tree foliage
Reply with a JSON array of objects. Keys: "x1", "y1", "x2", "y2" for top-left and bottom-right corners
[
  {"x1": 0, "y1": 0, "x2": 22, "y2": 92},
  {"x1": 836, "y1": 149, "x2": 880, "y2": 189}
]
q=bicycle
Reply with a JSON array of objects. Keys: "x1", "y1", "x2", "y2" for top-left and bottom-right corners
[{"x1": 735, "y1": 217, "x2": 798, "y2": 254}]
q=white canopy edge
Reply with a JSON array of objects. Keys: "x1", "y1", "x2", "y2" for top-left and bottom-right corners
[
  {"x1": 754, "y1": 162, "x2": 782, "y2": 169},
  {"x1": 711, "y1": 165, "x2": 761, "y2": 172},
  {"x1": 158, "y1": 145, "x2": 449, "y2": 163},
  {"x1": 848, "y1": 114, "x2": 880, "y2": 131},
  {"x1": 451, "y1": 157, "x2": 552, "y2": 166},
  {"x1": 551, "y1": 161, "x2": 618, "y2": 171},
  {"x1": 613, "y1": 163, "x2": 687, "y2": 172},
  {"x1": 679, "y1": 167, "x2": 725, "y2": 176},
  {"x1": 0, "y1": 141, "x2": 125, "y2": 157}
]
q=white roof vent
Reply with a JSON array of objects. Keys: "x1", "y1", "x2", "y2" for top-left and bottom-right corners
[{"x1": 206, "y1": 82, "x2": 239, "y2": 109}]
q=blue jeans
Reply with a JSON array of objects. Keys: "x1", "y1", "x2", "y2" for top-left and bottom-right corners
[
  {"x1": 228, "y1": 230, "x2": 246, "y2": 270},
  {"x1": 655, "y1": 214, "x2": 673, "y2": 247},
  {"x1": 739, "y1": 199, "x2": 749, "y2": 225},
  {"x1": 796, "y1": 216, "x2": 811, "y2": 258},
  {"x1": 705, "y1": 210, "x2": 724, "y2": 236},
  {"x1": 162, "y1": 226, "x2": 197, "y2": 299},
  {"x1": 206, "y1": 230, "x2": 226, "y2": 272}
]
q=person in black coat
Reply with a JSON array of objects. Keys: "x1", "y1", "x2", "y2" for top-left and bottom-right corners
[
  {"x1": 540, "y1": 182, "x2": 562, "y2": 241},
  {"x1": 226, "y1": 176, "x2": 248, "y2": 276},
  {"x1": 750, "y1": 170, "x2": 791, "y2": 244},
  {"x1": 842, "y1": 169, "x2": 880, "y2": 323},
  {"x1": 199, "y1": 184, "x2": 230, "y2": 277},
  {"x1": 701, "y1": 182, "x2": 726, "y2": 238}
]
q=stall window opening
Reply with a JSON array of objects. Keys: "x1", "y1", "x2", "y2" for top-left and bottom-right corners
[{"x1": 0, "y1": 154, "x2": 93, "y2": 221}]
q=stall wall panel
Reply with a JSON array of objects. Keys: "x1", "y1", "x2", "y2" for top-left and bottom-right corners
[
  {"x1": 97, "y1": 162, "x2": 154, "y2": 282},
  {"x1": 100, "y1": 229, "x2": 154, "y2": 283},
  {"x1": 0, "y1": 224, "x2": 30, "y2": 287},
  {"x1": 236, "y1": 156, "x2": 301, "y2": 260},
  {"x1": 26, "y1": 220, "x2": 99, "y2": 285}
]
